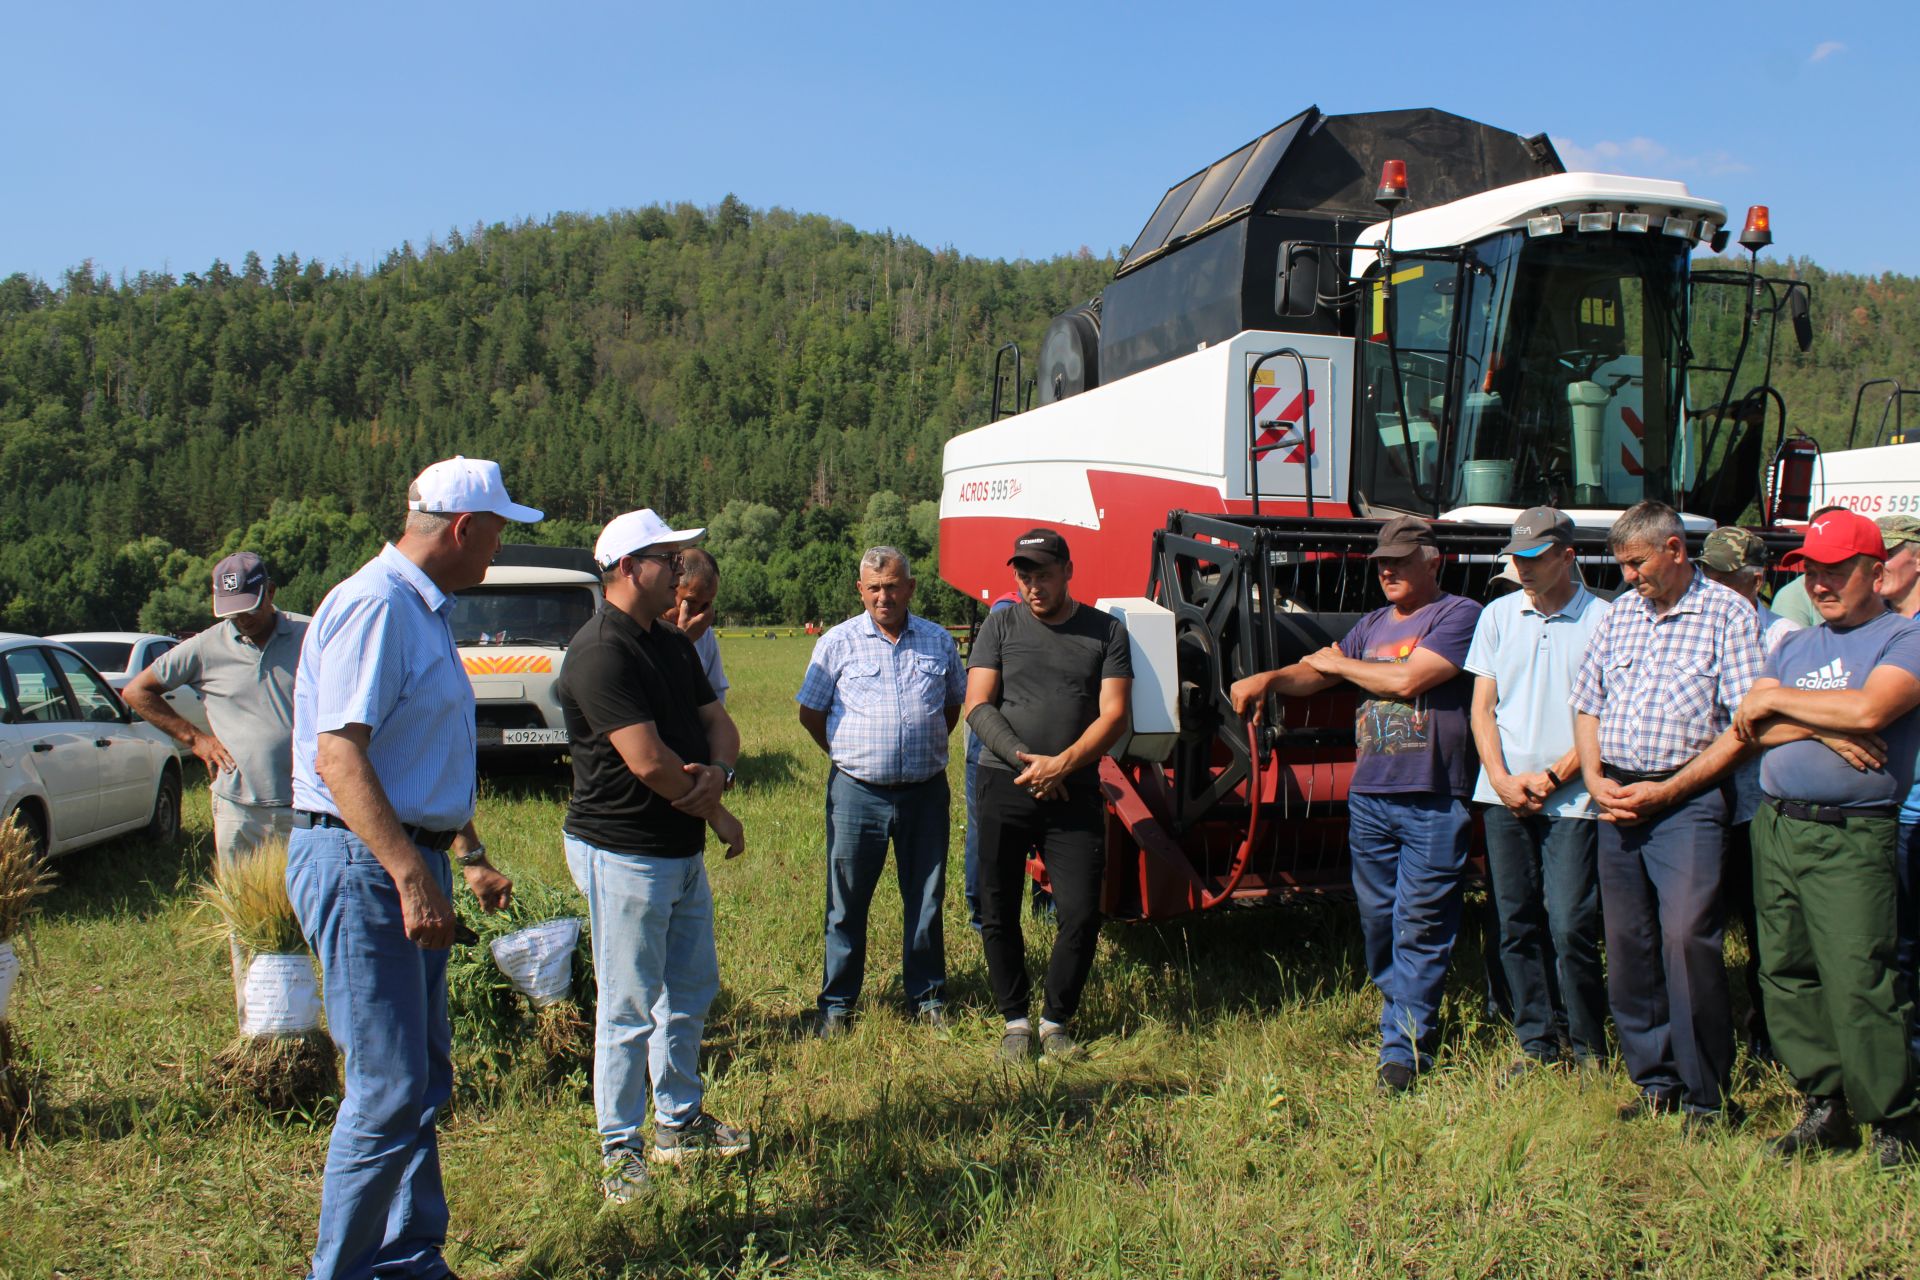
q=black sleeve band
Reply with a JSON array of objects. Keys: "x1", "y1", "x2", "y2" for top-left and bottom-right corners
[{"x1": 966, "y1": 703, "x2": 1031, "y2": 770}]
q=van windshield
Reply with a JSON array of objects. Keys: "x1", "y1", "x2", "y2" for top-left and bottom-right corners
[{"x1": 451, "y1": 585, "x2": 597, "y2": 647}]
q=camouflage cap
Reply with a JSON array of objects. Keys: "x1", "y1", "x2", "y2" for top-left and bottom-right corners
[
  {"x1": 1699, "y1": 526, "x2": 1768, "y2": 573},
  {"x1": 1877, "y1": 515, "x2": 1920, "y2": 549}
]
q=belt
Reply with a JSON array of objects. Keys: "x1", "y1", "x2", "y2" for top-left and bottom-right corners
[
  {"x1": 294, "y1": 809, "x2": 461, "y2": 852},
  {"x1": 1766, "y1": 798, "x2": 1898, "y2": 825},
  {"x1": 841, "y1": 772, "x2": 943, "y2": 791},
  {"x1": 1603, "y1": 765, "x2": 1680, "y2": 785}
]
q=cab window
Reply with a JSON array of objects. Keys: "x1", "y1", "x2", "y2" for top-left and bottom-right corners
[{"x1": 3, "y1": 648, "x2": 80, "y2": 724}]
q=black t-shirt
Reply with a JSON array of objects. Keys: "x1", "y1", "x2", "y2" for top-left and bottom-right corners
[
  {"x1": 557, "y1": 605, "x2": 716, "y2": 857},
  {"x1": 967, "y1": 600, "x2": 1132, "y2": 785}
]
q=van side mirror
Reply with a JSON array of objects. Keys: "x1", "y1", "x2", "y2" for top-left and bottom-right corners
[
  {"x1": 1790, "y1": 288, "x2": 1813, "y2": 353},
  {"x1": 1276, "y1": 242, "x2": 1320, "y2": 318}
]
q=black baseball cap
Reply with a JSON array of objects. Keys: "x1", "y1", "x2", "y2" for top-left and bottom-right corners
[
  {"x1": 1008, "y1": 527, "x2": 1070, "y2": 567},
  {"x1": 1368, "y1": 514, "x2": 1438, "y2": 559}
]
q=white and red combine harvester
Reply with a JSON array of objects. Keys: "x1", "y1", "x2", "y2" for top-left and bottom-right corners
[{"x1": 939, "y1": 105, "x2": 1815, "y2": 921}]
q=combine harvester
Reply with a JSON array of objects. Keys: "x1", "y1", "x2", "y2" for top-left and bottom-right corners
[
  {"x1": 939, "y1": 106, "x2": 1817, "y2": 921},
  {"x1": 1796, "y1": 378, "x2": 1920, "y2": 521}
]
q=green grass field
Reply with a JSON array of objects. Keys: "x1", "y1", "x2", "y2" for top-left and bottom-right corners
[{"x1": 7, "y1": 635, "x2": 1920, "y2": 1278}]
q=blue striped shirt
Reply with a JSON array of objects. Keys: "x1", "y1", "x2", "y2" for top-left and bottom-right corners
[
  {"x1": 292, "y1": 543, "x2": 478, "y2": 830},
  {"x1": 1570, "y1": 569, "x2": 1763, "y2": 774},
  {"x1": 796, "y1": 613, "x2": 966, "y2": 785}
]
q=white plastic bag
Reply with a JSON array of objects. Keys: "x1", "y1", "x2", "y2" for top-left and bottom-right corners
[
  {"x1": 0, "y1": 940, "x2": 17, "y2": 1021},
  {"x1": 489, "y1": 918, "x2": 581, "y2": 1007},
  {"x1": 240, "y1": 952, "x2": 323, "y2": 1037}
]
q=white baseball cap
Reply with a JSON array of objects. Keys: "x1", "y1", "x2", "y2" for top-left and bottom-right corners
[
  {"x1": 407, "y1": 455, "x2": 544, "y2": 523},
  {"x1": 594, "y1": 509, "x2": 706, "y2": 568}
]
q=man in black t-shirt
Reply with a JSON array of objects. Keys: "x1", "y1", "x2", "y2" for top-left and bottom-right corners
[
  {"x1": 965, "y1": 528, "x2": 1132, "y2": 1065},
  {"x1": 557, "y1": 508, "x2": 748, "y2": 1204}
]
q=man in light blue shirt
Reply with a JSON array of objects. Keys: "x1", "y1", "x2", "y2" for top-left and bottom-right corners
[
  {"x1": 796, "y1": 546, "x2": 966, "y2": 1035},
  {"x1": 286, "y1": 456, "x2": 532, "y2": 1280},
  {"x1": 1465, "y1": 507, "x2": 1611, "y2": 1075}
]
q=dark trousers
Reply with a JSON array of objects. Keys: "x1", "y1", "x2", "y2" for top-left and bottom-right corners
[
  {"x1": 1597, "y1": 785, "x2": 1734, "y2": 1114},
  {"x1": 1897, "y1": 820, "x2": 1920, "y2": 1060},
  {"x1": 1721, "y1": 820, "x2": 1772, "y2": 1053},
  {"x1": 1482, "y1": 807, "x2": 1607, "y2": 1061},
  {"x1": 1756, "y1": 804, "x2": 1916, "y2": 1123},
  {"x1": 975, "y1": 768, "x2": 1104, "y2": 1024},
  {"x1": 819, "y1": 769, "x2": 950, "y2": 1015}
]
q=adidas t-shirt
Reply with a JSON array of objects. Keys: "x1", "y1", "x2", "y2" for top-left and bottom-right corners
[{"x1": 1759, "y1": 609, "x2": 1920, "y2": 809}]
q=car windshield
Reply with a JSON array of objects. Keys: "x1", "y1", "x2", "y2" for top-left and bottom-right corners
[
  {"x1": 62, "y1": 640, "x2": 134, "y2": 673},
  {"x1": 451, "y1": 585, "x2": 596, "y2": 647}
]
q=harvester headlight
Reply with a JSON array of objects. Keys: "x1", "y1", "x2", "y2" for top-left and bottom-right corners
[
  {"x1": 1577, "y1": 212, "x2": 1615, "y2": 232},
  {"x1": 1527, "y1": 214, "x2": 1563, "y2": 237},
  {"x1": 1617, "y1": 212, "x2": 1651, "y2": 233},
  {"x1": 1663, "y1": 216, "x2": 1698, "y2": 238}
]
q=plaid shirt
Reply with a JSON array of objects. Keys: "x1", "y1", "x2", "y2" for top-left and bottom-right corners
[
  {"x1": 796, "y1": 612, "x2": 966, "y2": 785},
  {"x1": 1570, "y1": 569, "x2": 1763, "y2": 773}
]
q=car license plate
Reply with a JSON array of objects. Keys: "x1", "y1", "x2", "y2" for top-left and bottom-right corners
[{"x1": 500, "y1": 728, "x2": 569, "y2": 746}]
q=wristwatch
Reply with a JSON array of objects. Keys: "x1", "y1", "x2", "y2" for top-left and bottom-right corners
[
  {"x1": 455, "y1": 842, "x2": 488, "y2": 867},
  {"x1": 719, "y1": 762, "x2": 737, "y2": 789}
]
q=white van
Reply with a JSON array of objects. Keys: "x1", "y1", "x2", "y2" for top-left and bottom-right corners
[{"x1": 451, "y1": 545, "x2": 602, "y2": 757}]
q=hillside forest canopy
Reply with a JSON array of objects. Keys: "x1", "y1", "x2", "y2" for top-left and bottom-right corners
[{"x1": 0, "y1": 196, "x2": 1914, "y2": 635}]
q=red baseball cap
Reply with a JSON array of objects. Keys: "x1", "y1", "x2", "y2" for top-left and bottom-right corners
[{"x1": 1779, "y1": 509, "x2": 1887, "y2": 570}]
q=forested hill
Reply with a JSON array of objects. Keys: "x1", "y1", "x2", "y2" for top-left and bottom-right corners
[
  {"x1": 0, "y1": 197, "x2": 1916, "y2": 633},
  {"x1": 0, "y1": 199, "x2": 1112, "y2": 632}
]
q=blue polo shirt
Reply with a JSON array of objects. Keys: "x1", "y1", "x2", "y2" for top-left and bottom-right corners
[
  {"x1": 1463, "y1": 583, "x2": 1611, "y2": 819},
  {"x1": 291, "y1": 544, "x2": 478, "y2": 831}
]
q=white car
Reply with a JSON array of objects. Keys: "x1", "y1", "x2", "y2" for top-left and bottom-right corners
[
  {"x1": 49, "y1": 631, "x2": 210, "y2": 736},
  {"x1": 0, "y1": 634, "x2": 184, "y2": 857}
]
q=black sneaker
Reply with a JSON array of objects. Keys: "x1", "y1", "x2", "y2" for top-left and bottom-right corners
[
  {"x1": 1616, "y1": 1090, "x2": 1682, "y2": 1122},
  {"x1": 1377, "y1": 1062, "x2": 1415, "y2": 1095},
  {"x1": 1768, "y1": 1095, "x2": 1859, "y2": 1159},
  {"x1": 650, "y1": 1112, "x2": 751, "y2": 1165},
  {"x1": 1870, "y1": 1118, "x2": 1920, "y2": 1169},
  {"x1": 997, "y1": 1026, "x2": 1032, "y2": 1065}
]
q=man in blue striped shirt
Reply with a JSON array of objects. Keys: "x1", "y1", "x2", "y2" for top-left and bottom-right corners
[
  {"x1": 797, "y1": 546, "x2": 966, "y2": 1036},
  {"x1": 1573, "y1": 501, "x2": 1764, "y2": 1132},
  {"x1": 287, "y1": 456, "x2": 532, "y2": 1280}
]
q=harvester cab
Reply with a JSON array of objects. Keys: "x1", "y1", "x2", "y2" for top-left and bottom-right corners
[{"x1": 939, "y1": 106, "x2": 1816, "y2": 921}]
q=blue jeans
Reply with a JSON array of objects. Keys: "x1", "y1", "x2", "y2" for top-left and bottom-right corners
[
  {"x1": 286, "y1": 825, "x2": 454, "y2": 1280},
  {"x1": 1482, "y1": 807, "x2": 1606, "y2": 1061},
  {"x1": 820, "y1": 768, "x2": 949, "y2": 1014},
  {"x1": 1597, "y1": 785, "x2": 1732, "y2": 1114},
  {"x1": 564, "y1": 835, "x2": 719, "y2": 1151},
  {"x1": 1347, "y1": 792, "x2": 1472, "y2": 1070},
  {"x1": 1897, "y1": 821, "x2": 1920, "y2": 1059}
]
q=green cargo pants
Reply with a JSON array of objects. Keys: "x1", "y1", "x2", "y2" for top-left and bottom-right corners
[{"x1": 1752, "y1": 802, "x2": 1917, "y2": 1124}]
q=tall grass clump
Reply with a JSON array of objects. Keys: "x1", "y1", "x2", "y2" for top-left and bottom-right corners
[
  {"x1": 0, "y1": 814, "x2": 55, "y2": 1143},
  {"x1": 191, "y1": 836, "x2": 336, "y2": 1111},
  {"x1": 448, "y1": 878, "x2": 593, "y2": 1101}
]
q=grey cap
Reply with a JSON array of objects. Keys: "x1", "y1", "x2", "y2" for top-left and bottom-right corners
[
  {"x1": 211, "y1": 551, "x2": 270, "y2": 618},
  {"x1": 1500, "y1": 506, "x2": 1574, "y2": 558},
  {"x1": 1368, "y1": 514, "x2": 1438, "y2": 559}
]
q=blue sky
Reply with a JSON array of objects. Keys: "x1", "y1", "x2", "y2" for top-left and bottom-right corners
[{"x1": 4, "y1": 0, "x2": 1913, "y2": 284}]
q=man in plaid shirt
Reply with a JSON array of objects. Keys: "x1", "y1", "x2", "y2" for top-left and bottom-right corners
[
  {"x1": 1573, "y1": 501, "x2": 1765, "y2": 1131},
  {"x1": 797, "y1": 547, "x2": 967, "y2": 1037}
]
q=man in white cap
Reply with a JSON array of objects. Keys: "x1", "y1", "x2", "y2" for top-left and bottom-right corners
[
  {"x1": 558, "y1": 508, "x2": 748, "y2": 1203},
  {"x1": 125, "y1": 550, "x2": 309, "y2": 1016},
  {"x1": 285, "y1": 455, "x2": 528, "y2": 1280}
]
